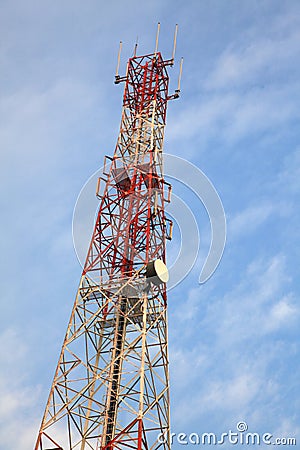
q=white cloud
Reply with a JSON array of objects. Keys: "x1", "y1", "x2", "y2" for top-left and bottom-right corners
[
  {"x1": 273, "y1": 418, "x2": 300, "y2": 444},
  {"x1": 168, "y1": 7, "x2": 300, "y2": 148},
  {"x1": 200, "y1": 373, "x2": 261, "y2": 412},
  {"x1": 205, "y1": 28, "x2": 300, "y2": 90},
  {"x1": 0, "y1": 328, "x2": 42, "y2": 450},
  {"x1": 0, "y1": 79, "x2": 97, "y2": 174},
  {"x1": 277, "y1": 147, "x2": 300, "y2": 194},
  {"x1": 265, "y1": 295, "x2": 299, "y2": 332},
  {"x1": 169, "y1": 82, "x2": 300, "y2": 145},
  {"x1": 214, "y1": 254, "x2": 295, "y2": 341},
  {"x1": 228, "y1": 203, "x2": 274, "y2": 238},
  {"x1": 169, "y1": 253, "x2": 299, "y2": 433}
]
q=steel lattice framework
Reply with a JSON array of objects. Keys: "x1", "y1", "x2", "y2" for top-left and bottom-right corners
[{"x1": 35, "y1": 38, "x2": 180, "y2": 450}]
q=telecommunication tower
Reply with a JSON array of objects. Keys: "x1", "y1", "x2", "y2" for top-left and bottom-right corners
[{"x1": 35, "y1": 24, "x2": 182, "y2": 450}]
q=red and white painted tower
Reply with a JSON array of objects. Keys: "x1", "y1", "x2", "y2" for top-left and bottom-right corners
[{"x1": 35, "y1": 25, "x2": 182, "y2": 450}]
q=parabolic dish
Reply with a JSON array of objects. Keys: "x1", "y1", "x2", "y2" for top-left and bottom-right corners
[{"x1": 146, "y1": 259, "x2": 169, "y2": 285}]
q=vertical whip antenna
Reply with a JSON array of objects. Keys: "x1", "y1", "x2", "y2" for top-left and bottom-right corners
[
  {"x1": 171, "y1": 23, "x2": 178, "y2": 64},
  {"x1": 155, "y1": 22, "x2": 160, "y2": 54},
  {"x1": 174, "y1": 57, "x2": 183, "y2": 98},
  {"x1": 115, "y1": 41, "x2": 122, "y2": 79},
  {"x1": 133, "y1": 36, "x2": 138, "y2": 57},
  {"x1": 178, "y1": 57, "x2": 183, "y2": 91}
]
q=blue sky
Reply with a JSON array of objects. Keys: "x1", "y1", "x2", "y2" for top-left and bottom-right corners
[{"x1": 1, "y1": 0, "x2": 300, "y2": 448}]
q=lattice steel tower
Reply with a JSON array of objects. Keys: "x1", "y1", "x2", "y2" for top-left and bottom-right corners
[{"x1": 35, "y1": 25, "x2": 182, "y2": 450}]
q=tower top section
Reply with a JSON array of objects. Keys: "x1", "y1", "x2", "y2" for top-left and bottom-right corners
[
  {"x1": 119, "y1": 52, "x2": 171, "y2": 124},
  {"x1": 112, "y1": 24, "x2": 183, "y2": 165},
  {"x1": 114, "y1": 24, "x2": 183, "y2": 109}
]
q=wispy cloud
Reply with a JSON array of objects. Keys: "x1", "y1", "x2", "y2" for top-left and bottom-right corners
[
  {"x1": 205, "y1": 29, "x2": 300, "y2": 90},
  {"x1": 228, "y1": 203, "x2": 275, "y2": 238},
  {"x1": 169, "y1": 254, "x2": 299, "y2": 433},
  {"x1": 0, "y1": 328, "x2": 41, "y2": 449},
  {"x1": 169, "y1": 83, "x2": 300, "y2": 145},
  {"x1": 169, "y1": 7, "x2": 300, "y2": 148},
  {"x1": 277, "y1": 147, "x2": 300, "y2": 194}
]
